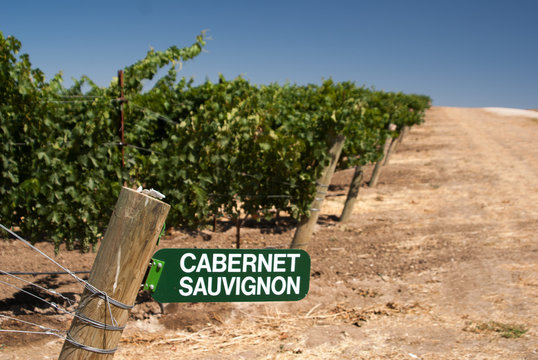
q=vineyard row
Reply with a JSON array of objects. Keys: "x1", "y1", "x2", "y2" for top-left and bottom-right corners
[{"x1": 0, "y1": 31, "x2": 431, "y2": 251}]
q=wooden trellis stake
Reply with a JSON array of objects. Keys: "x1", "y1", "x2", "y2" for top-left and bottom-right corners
[{"x1": 58, "y1": 187, "x2": 170, "y2": 359}]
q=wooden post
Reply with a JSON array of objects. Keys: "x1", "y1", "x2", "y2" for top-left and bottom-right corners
[
  {"x1": 368, "y1": 134, "x2": 392, "y2": 188},
  {"x1": 58, "y1": 187, "x2": 170, "y2": 359},
  {"x1": 400, "y1": 125, "x2": 410, "y2": 143},
  {"x1": 382, "y1": 136, "x2": 397, "y2": 166},
  {"x1": 290, "y1": 134, "x2": 345, "y2": 250},
  {"x1": 391, "y1": 133, "x2": 403, "y2": 155},
  {"x1": 235, "y1": 217, "x2": 242, "y2": 249},
  {"x1": 339, "y1": 166, "x2": 363, "y2": 223},
  {"x1": 392, "y1": 125, "x2": 409, "y2": 154}
]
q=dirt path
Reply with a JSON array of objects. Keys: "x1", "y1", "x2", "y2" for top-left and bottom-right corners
[{"x1": 1, "y1": 107, "x2": 537, "y2": 359}]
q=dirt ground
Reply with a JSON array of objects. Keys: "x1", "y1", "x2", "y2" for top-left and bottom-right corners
[{"x1": 1, "y1": 107, "x2": 537, "y2": 359}]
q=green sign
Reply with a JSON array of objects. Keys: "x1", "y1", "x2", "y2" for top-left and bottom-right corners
[{"x1": 150, "y1": 248, "x2": 310, "y2": 303}]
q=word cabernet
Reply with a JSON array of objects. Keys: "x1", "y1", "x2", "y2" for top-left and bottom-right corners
[
  {"x1": 150, "y1": 249, "x2": 310, "y2": 303},
  {"x1": 179, "y1": 252, "x2": 302, "y2": 273}
]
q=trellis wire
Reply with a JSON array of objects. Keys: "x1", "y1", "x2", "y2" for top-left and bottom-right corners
[
  {"x1": 0, "y1": 314, "x2": 65, "y2": 338},
  {"x1": 0, "y1": 314, "x2": 118, "y2": 354},
  {"x1": 103, "y1": 142, "x2": 164, "y2": 155},
  {"x1": 129, "y1": 102, "x2": 180, "y2": 125},
  {"x1": 0, "y1": 225, "x2": 131, "y2": 353},
  {"x1": 0, "y1": 270, "x2": 74, "y2": 306},
  {"x1": 0, "y1": 224, "x2": 88, "y2": 287},
  {"x1": 0, "y1": 223, "x2": 131, "y2": 352},
  {"x1": 0, "y1": 270, "x2": 89, "y2": 276},
  {"x1": 0, "y1": 279, "x2": 67, "y2": 313},
  {"x1": 0, "y1": 276, "x2": 125, "y2": 332}
]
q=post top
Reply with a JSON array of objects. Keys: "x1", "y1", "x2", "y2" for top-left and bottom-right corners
[{"x1": 121, "y1": 186, "x2": 170, "y2": 207}]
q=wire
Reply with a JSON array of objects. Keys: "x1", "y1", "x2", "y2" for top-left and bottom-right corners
[
  {"x1": 0, "y1": 270, "x2": 90, "y2": 276},
  {"x1": 239, "y1": 172, "x2": 297, "y2": 187},
  {"x1": 0, "y1": 329, "x2": 63, "y2": 337},
  {"x1": 124, "y1": 143, "x2": 164, "y2": 155},
  {"x1": 0, "y1": 278, "x2": 125, "y2": 331},
  {"x1": 208, "y1": 193, "x2": 293, "y2": 199},
  {"x1": 0, "y1": 224, "x2": 132, "y2": 325},
  {"x1": 54, "y1": 95, "x2": 103, "y2": 99},
  {"x1": 0, "y1": 224, "x2": 88, "y2": 287},
  {"x1": 102, "y1": 142, "x2": 164, "y2": 156},
  {"x1": 0, "y1": 270, "x2": 75, "y2": 306},
  {"x1": 43, "y1": 100, "x2": 108, "y2": 104},
  {"x1": 65, "y1": 332, "x2": 118, "y2": 354},
  {"x1": 40, "y1": 95, "x2": 113, "y2": 102},
  {"x1": 0, "y1": 314, "x2": 119, "y2": 354},
  {"x1": 129, "y1": 103, "x2": 181, "y2": 125},
  {"x1": 0, "y1": 314, "x2": 64, "y2": 337},
  {"x1": 0, "y1": 279, "x2": 66, "y2": 313}
]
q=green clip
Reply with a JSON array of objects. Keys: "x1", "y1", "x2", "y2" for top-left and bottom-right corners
[
  {"x1": 157, "y1": 222, "x2": 166, "y2": 246},
  {"x1": 143, "y1": 258, "x2": 165, "y2": 292}
]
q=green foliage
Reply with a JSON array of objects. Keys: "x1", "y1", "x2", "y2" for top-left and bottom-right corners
[
  {"x1": 0, "y1": 31, "x2": 430, "y2": 252},
  {"x1": 0, "y1": 31, "x2": 206, "y2": 250},
  {"x1": 339, "y1": 89, "x2": 431, "y2": 169}
]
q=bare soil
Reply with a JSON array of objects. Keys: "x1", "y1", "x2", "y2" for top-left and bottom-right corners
[{"x1": 1, "y1": 107, "x2": 537, "y2": 359}]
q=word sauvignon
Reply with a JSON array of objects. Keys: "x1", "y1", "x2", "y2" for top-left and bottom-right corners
[{"x1": 179, "y1": 275, "x2": 300, "y2": 297}]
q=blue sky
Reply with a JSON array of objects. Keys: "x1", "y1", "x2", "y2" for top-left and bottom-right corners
[{"x1": 1, "y1": 0, "x2": 537, "y2": 108}]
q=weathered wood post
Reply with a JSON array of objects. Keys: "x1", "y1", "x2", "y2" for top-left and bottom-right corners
[
  {"x1": 58, "y1": 187, "x2": 170, "y2": 359},
  {"x1": 390, "y1": 125, "x2": 409, "y2": 155},
  {"x1": 369, "y1": 124, "x2": 395, "y2": 188},
  {"x1": 400, "y1": 125, "x2": 410, "y2": 143},
  {"x1": 368, "y1": 138, "x2": 390, "y2": 187},
  {"x1": 382, "y1": 136, "x2": 397, "y2": 166},
  {"x1": 339, "y1": 166, "x2": 363, "y2": 223},
  {"x1": 235, "y1": 217, "x2": 243, "y2": 249},
  {"x1": 290, "y1": 134, "x2": 346, "y2": 250}
]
